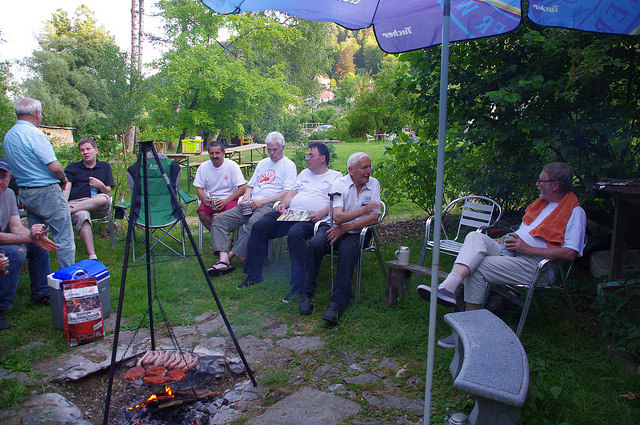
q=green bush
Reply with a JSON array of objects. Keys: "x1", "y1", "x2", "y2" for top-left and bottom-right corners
[{"x1": 598, "y1": 281, "x2": 640, "y2": 362}]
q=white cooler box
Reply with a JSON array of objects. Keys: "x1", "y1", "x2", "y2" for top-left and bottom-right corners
[{"x1": 48, "y1": 259, "x2": 111, "y2": 330}]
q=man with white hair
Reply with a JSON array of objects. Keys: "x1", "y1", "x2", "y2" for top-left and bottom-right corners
[
  {"x1": 209, "y1": 131, "x2": 297, "y2": 280},
  {"x1": 3, "y1": 98, "x2": 75, "y2": 268},
  {"x1": 299, "y1": 152, "x2": 381, "y2": 325}
]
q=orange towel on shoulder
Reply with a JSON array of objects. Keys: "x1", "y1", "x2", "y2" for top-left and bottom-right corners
[{"x1": 522, "y1": 192, "x2": 580, "y2": 248}]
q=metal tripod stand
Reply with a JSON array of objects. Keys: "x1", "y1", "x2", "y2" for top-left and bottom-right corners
[{"x1": 102, "y1": 141, "x2": 256, "y2": 424}]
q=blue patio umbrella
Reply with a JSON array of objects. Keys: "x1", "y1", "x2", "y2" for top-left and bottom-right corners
[{"x1": 202, "y1": 0, "x2": 639, "y2": 422}]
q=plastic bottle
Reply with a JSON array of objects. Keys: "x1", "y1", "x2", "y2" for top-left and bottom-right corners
[
  {"x1": 120, "y1": 192, "x2": 126, "y2": 205},
  {"x1": 90, "y1": 187, "x2": 98, "y2": 197}
]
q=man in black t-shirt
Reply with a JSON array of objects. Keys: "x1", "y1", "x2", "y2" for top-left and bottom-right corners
[{"x1": 64, "y1": 138, "x2": 114, "y2": 261}]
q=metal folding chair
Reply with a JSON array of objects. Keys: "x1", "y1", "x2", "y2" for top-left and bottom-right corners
[
  {"x1": 415, "y1": 195, "x2": 502, "y2": 285},
  {"x1": 481, "y1": 258, "x2": 581, "y2": 337},
  {"x1": 314, "y1": 201, "x2": 387, "y2": 299}
]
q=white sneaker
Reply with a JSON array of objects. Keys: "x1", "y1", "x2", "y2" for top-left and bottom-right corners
[
  {"x1": 437, "y1": 334, "x2": 455, "y2": 349},
  {"x1": 416, "y1": 284, "x2": 456, "y2": 307}
]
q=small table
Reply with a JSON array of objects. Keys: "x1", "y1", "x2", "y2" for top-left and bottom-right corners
[
  {"x1": 385, "y1": 260, "x2": 448, "y2": 307},
  {"x1": 591, "y1": 179, "x2": 640, "y2": 280},
  {"x1": 166, "y1": 154, "x2": 208, "y2": 191},
  {"x1": 374, "y1": 133, "x2": 389, "y2": 141}
]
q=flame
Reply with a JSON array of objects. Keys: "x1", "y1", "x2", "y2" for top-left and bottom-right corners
[{"x1": 128, "y1": 385, "x2": 176, "y2": 410}]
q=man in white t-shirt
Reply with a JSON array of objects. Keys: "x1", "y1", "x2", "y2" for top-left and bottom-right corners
[
  {"x1": 239, "y1": 142, "x2": 342, "y2": 294},
  {"x1": 417, "y1": 162, "x2": 587, "y2": 348},
  {"x1": 193, "y1": 141, "x2": 246, "y2": 232},
  {"x1": 209, "y1": 132, "x2": 297, "y2": 277}
]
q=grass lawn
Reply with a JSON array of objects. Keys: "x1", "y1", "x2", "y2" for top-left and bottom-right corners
[{"x1": 1, "y1": 142, "x2": 638, "y2": 423}]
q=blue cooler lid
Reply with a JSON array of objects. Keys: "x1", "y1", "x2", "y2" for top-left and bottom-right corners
[{"x1": 52, "y1": 259, "x2": 109, "y2": 280}]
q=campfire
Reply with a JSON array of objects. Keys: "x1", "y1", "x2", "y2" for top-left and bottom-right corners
[
  {"x1": 110, "y1": 351, "x2": 246, "y2": 425},
  {"x1": 128, "y1": 385, "x2": 219, "y2": 419}
]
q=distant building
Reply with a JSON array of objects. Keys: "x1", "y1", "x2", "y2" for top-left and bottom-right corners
[
  {"x1": 319, "y1": 90, "x2": 335, "y2": 103},
  {"x1": 38, "y1": 125, "x2": 75, "y2": 147},
  {"x1": 316, "y1": 75, "x2": 331, "y2": 88}
]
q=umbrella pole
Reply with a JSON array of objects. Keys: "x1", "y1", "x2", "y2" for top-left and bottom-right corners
[{"x1": 424, "y1": 1, "x2": 450, "y2": 423}]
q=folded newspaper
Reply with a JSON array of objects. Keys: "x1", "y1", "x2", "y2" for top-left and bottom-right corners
[{"x1": 277, "y1": 209, "x2": 312, "y2": 221}]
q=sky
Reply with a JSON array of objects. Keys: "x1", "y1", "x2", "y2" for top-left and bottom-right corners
[{"x1": 0, "y1": 0, "x2": 165, "y2": 76}]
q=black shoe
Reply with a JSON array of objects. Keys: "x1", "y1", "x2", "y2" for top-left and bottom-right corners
[
  {"x1": 237, "y1": 278, "x2": 262, "y2": 290},
  {"x1": 0, "y1": 311, "x2": 10, "y2": 330},
  {"x1": 283, "y1": 288, "x2": 301, "y2": 304},
  {"x1": 321, "y1": 302, "x2": 342, "y2": 325},
  {"x1": 31, "y1": 294, "x2": 51, "y2": 306},
  {"x1": 299, "y1": 296, "x2": 313, "y2": 315}
]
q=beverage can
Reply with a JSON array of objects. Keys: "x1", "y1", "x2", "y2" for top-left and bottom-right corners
[
  {"x1": 0, "y1": 250, "x2": 8, "y2": 275},
  {"x1": 501, "y1": 234, "x2": 516, "y2": 256}
]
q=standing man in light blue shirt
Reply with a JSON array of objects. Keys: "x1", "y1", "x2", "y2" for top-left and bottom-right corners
[{"x1": 2, "y1": 98, "x2": 75, "y2": 268}]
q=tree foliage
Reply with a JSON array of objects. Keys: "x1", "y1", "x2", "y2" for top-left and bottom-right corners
[
  {"x1": 144, "y1": 0, "x2": 332, "y2": 144},
  {"x1": 387, "y1": 24, "x2": 640, "y2": 211},
  {"x1": 334, "y1": 45, "x2": 356, "y2": 82},
  {"x1": 22, "y1": 6, "x2": 143, "y2": 148},
  {"x1": 0, "y1": 32, "x2": 17, "y2": 146},
  {"x1": 341, "y1": 56, "x2": 417, "y2": 138}
]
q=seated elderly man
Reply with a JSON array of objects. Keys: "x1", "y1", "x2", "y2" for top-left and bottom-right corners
[
  {"x1": 417, "y1": 162, "x2": 586, "y2": 348},
  {"x1": 194, "y1": 141, "x2": 246, "y2": 232},
  {"x1": 64, "y1": 138, "x2": 114, "y2": 260},
  {"x1": 239, "y1": 142, "x2": 342, "y2": 298},
  {"x1": 0, "y1": 159, "x2": 58, "y2": 330},
  {"x1": 208, "y1": 131, "x2": 297, "y2": 278},
  {"x1": 299, "y1": 152, "x2": 381, "y2": 325}
]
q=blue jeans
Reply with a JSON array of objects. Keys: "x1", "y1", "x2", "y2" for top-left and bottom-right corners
[
  {"x1": 0, "y1": 243, "x2": 51, "y2": 310},
  {"x1": 243, "y1": 211, "x2": 315, "y2": 292},
  {"x1": 20, "y1": 184, "x2": 75, "y2": 268}
]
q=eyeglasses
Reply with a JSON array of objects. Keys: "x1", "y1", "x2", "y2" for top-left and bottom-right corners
[
  {"x1": 537, "y1": 179, "x2": 557, "y2": 184},
  {"x1": 305, "y1": 154, "x2": 316, "y2": 159}
]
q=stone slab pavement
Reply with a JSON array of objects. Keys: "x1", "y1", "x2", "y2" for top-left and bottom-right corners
[{"x1": 0, "y1": 310, "x2": 427, "y2": 424}]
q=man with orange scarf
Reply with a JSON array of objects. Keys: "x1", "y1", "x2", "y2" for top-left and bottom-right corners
[{"x1": 417, "y1": 162, "x2": 586, "y2": 348}]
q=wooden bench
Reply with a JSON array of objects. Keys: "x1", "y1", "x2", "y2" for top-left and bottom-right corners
[
  {"x1": 444, "y1": 309, "x2": 529, "y2": 425},
  {"x1": 385, "y1": 260, "x2": 448, "y2": 307}
]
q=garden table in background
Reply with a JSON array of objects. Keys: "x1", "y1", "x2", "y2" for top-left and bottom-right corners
[
  {"x1": 166, "y1": 153, "x2": 209, "y2": 192},
  {"x1": 224, "y1": 143, "x2": 267, "y2": 177},
  {"x1": 591, "y1": 178, "x2": 640, "y2": 280}
]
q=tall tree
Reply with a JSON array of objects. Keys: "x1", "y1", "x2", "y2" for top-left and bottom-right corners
[
  {"x1": 131, "y1": 0, "x2": 144, "y2": 71},
  {"x1": 23, "y1": 6, "x2": 144, "y2": 147},
  {"x1": 144, "y1": 0, "x2": 331, "y2": 144},
  {"x1": 334, "y1": 45, "x2": 356, "y2": 82},
  {"x1": 0, "y1": 31, "x2": 18, "y2": 144}
]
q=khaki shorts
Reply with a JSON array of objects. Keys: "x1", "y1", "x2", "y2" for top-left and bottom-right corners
[{"x1": 69, "y1": 195, "x2": 110, "y2": 231}]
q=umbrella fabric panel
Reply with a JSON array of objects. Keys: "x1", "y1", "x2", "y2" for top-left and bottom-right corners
[
  {"x1": 528, "y1": 0, "x2": 640, "y2": 35},
  {"x1": 201, "y1": 0, "x2": 522, "y2": 52},
  {"x1": 374, "y1": 0, "x2": 521, "y2": 53}
]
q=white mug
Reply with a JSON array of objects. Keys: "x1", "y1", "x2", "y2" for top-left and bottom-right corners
[{"x1": 395, "y1": 246, "x2": 410, "y2": 265}]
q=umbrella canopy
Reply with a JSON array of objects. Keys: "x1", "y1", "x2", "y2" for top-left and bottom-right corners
[
  {"x1": 202, "y1": 1, "x2": 638, "y2": 423},
  {"x1": 203, "y1": 1, "x2": 639, "y2": 53}
]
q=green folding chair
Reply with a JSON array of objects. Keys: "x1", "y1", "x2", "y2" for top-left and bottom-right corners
[{"x1": 125, "y1": 154, "x2": 197, "y2": 263}]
